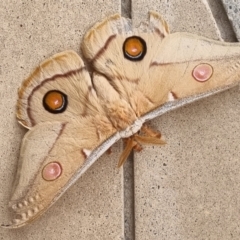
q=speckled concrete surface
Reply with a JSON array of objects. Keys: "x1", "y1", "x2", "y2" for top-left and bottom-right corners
[
  {"x1": 1, "y1": 1, "x2": 240, "y2": 240},
  {"x1": 132, "y1": 1, "x2": 240, "y2": 240},
  {"x1": 222, "y1": 0, "x2": 240, "y2": 41}
]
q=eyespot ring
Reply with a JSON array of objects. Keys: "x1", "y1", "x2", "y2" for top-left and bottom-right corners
[
  {"x1": 123, "y1": 36, "x2": 147, "y2": 61},
  {"x1": 42, "y1": 162, "x2": 62, "y2": 181},
  {"x1": 192, "y1": 63, "x2": 213, "y2": 82},
  {"x1": 43, "y1": 90, "x2": 68, "y2": 114}
]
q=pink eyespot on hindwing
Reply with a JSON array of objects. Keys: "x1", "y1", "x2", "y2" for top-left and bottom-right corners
[{"x1": 42, "y1": 162, "x2": 62, "y2": 181}]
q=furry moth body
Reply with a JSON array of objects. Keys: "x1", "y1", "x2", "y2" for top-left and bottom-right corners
[{"x1": 3, "y1": 12, "x2": 240, "y2": 228}]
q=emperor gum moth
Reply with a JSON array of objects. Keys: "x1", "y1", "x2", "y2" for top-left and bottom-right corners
[{"x1": 2, "y1": 12, "x2": 240, "y2": 228}]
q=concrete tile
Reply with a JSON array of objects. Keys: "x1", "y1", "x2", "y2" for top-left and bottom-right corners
[
  {"x1": 0, "y1": 1, "x2": 124, "y2": 239},
  {"x1": 221, "y1": 0, "x2": 240, "y2": 41},
  {"x1": 131, "y1": 0, "x2": 221, "y2": 39},
  {"x1": 131, "y1": 1, "x2": 240, "y2": 239},
  {"x1": 206, "y1": 0, "x2": 237, "y2": 42}
]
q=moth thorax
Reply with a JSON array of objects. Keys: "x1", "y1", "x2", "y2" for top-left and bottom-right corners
[{"x1": 119, "y1": 119, "x2": 143, "y2": 138}]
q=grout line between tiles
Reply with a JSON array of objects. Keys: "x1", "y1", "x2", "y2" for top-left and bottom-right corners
[
  {"x1": 205, "y1": 0, "x2": 237, "y2": 41},
  {"x1": 121, "y1": 0, "x2": 132, "y2": 18},
  {"x1": 121, "y1": 2, "x2": 135, "y2": 240},
  {"x1": 123, "y1": 152, "x2": 135, "y2": 240}
]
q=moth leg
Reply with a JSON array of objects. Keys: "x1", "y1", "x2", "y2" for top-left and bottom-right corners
[
  {"x1": 118, "y1": 128, "x2": 166, "y2": 167},
  {"x1": 132, "y1": 142, "x2": 143, "y2": 152},
  {"x1": 106, "y1": 147, "x2": 112, "y2": 155},
  {"x1": 140, "y1": 124, "x2": 161, "y2": 138},
  {"x1": 118, "y1": 137, "x2": 138, "y2": 167},
  {"x1": 134, "y1": 135, "x2": 166, "y2": 145},
  {"x1": 133, "y1": 124, "x2": 166, "y2": 145}
]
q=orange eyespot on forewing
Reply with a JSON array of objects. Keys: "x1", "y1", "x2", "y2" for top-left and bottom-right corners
[
  {"x1": 43, "y1": 90, "x2": 68, "y2": 114},
  {"x1": 123, "y1": 36, "x2": 147, "y2": 61}
]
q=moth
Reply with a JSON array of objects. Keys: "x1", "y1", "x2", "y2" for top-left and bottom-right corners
[{"x1": 2, "y1": 11, "x2": 240, "y2": 228}]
